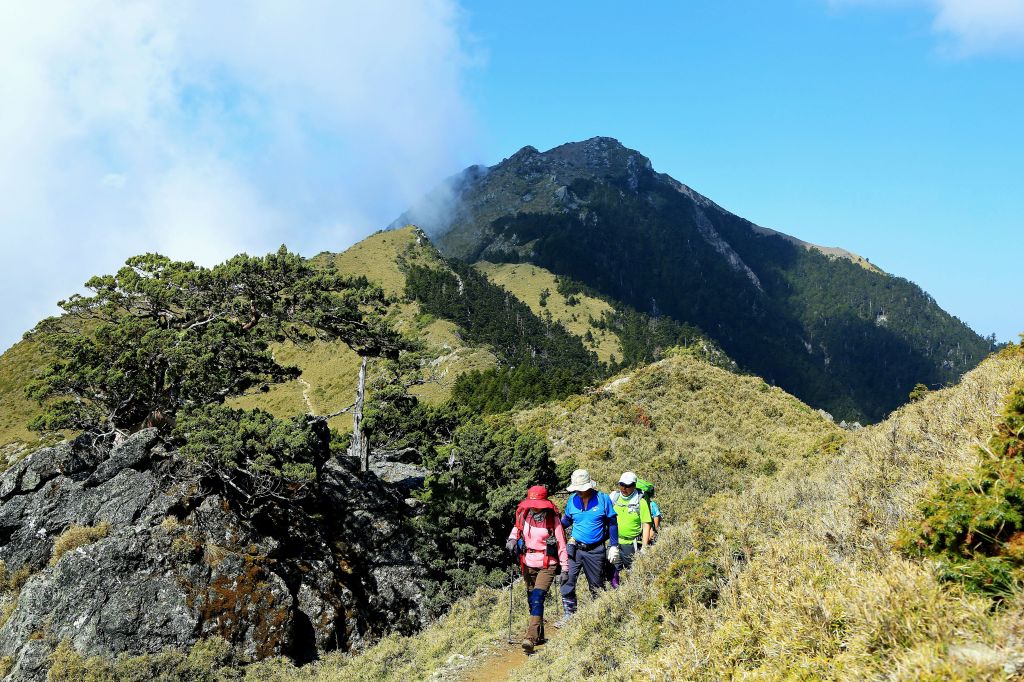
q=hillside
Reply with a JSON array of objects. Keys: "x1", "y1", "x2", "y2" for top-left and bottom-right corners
[
  {"x1": 0, "y1": 220, "x2": 1018, "y2": 679},
  {"x1": 397, "y1": 137, "x2": 992, "y2": 423},
  {"x1": 0, "y1": 226, "x2": 701, "y2": 448},
  {"x1": 238, "y1": 342, "x2": 1024, "y2": 681},
  {"x1": 220, "y1": 345, "x2": 843, "y2": 679},
  {"x1": 473, "y1": 262, "x2": 621, "y2": 363}
]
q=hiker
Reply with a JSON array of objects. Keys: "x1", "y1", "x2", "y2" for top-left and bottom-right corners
[
  {"x1": 609, "y1": 471, "x2": 653, "y2": 574},
  {"x1": 505, "y1": 485, "x2": 569, "y2": 652},
  {"x1": 637, "y1": 478, "x2": 661, "y2": 540},
  {"x1": 556, "y1": 469, "x2": 618, "y2": 627}
]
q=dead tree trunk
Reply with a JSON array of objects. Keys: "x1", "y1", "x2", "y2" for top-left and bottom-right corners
[{"x1": 350, "y1": 355, "x2": 369, "y2": 473}]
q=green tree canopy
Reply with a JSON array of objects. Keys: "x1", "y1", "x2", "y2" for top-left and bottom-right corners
[{"x1": 27, "y1": 247, "x2": 407, "y2": 438}]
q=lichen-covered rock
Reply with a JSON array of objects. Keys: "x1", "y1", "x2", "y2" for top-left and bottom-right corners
[{"x1": 0, "y1": 430, "x2": 431, "y2": 680}]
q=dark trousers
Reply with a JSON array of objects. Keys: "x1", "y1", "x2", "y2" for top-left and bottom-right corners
[
  {"x1": 619, "y1": 538, "x2": 640, "y2": 569},
  {"x1": 559, "y1": 543, "x2": 605, "y2": 613}
]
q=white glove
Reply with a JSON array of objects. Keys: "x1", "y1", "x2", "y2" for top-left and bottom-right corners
[{"x1": 607, "y1": 545, "x2": 621, "y2": 565}]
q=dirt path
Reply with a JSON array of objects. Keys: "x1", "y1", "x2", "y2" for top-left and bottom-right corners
[
  {"x1": 298, "y1": 377, "x2": 316, "y2": 414},
  {"x1": 458, "y1": 637, "x2": 554, "y2": 682}
]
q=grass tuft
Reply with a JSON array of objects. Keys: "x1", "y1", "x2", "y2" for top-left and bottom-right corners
[{"x1": 49, "y1": 521, "x2": 111, "y2": 567}]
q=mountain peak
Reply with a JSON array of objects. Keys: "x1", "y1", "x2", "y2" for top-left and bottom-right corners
[{"x1": 538, "y1": 136, "x2": 652, "y2": 175}]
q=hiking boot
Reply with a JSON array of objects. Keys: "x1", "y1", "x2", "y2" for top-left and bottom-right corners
[
  {"x1": 552, "y1": 613, "x2": 573, "y2": 629},
  {"x1": 521, "y1": 637, "x2": 535, "y2": 653}
]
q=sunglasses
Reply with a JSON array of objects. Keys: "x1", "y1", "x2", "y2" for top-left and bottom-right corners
[{"x1": 617, "y1": 482, "x2": 635, "y2": 487}]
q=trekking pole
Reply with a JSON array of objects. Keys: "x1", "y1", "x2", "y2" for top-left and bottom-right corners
[{"x1": 507, "y1": 564, "x2": 515, "y2": 644}]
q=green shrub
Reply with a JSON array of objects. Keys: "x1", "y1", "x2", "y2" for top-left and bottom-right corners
[
  {"x1": 174, "y1": 405, "x2": 327, "y2": 506},
  {"x1": 898, "y1": 373, "x2": 1024, "y2": 599},
  {"x1": 656, "y1": 551, "x2": 725, "y2": 609},
  {"x1": 909, "y1": 382, "x2": 931, "y2": 402}
]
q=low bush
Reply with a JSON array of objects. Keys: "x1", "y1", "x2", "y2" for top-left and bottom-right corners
[
  {"x1": 898, "y1": 373, "x2": 1024, "y2": 599},
  {"x1": 173, "y1": 405, "x2": 328, "y2": 507}
]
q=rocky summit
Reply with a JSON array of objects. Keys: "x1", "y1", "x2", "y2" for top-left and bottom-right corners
[{"x1": 0, "y1": 429, "x2": 428, "y2": 680}]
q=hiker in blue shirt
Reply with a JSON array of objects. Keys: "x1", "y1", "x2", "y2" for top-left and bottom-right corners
[
  {"x1": 555, "y1": 469, "x2": 618, "y2": 627},
  {"x1": 649, "y1": 498, "x2": 662, "y2": 539}
]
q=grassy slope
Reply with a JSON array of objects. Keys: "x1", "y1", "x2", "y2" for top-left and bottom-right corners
[
  {"x1": 473, "y1": 262, "x2": 621, "y2": 363},
  {"x1": 0, "y1": 338, "x2": 49, "y2": 447},
  {"x1": 517, "y1": 344, "x2": 1024, "y2": 681},
  {"x1": 241, "y1": 347, "x2": 840, "y2": 680},
  {"x1": 314, "y1": 227, "x2": 497, "y2": 409},
  {"x1": 245, "y1": 345, "x2": 1024, "y2": 681}
]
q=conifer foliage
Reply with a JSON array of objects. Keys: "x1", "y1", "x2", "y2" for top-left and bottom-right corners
[
  {"x1": 414, "y1": 418, "x2": 558, "y2": 611},
  {"x1": 899, "y1": 342, "x2": 1024, "y2": 598},
  {"x1": 28, "y1": 248, "x2": 403, "y2": 437},
  {"x1": 405, "y1": 260, "x2": 602, "y2": 412},
  {"x1": 26, "y1": 248, "x2": 408, "y2": 504}
]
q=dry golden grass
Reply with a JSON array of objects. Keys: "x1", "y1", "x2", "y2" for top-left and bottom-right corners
[
  {"x1": 511, "y1": 345, "x2": 1024, "y2": 680},
  {"x1": 474, "y1": 261, "x2": 622, "y2": 362},
  {"x1": 49, "y1": 521, "x2": 111, "y2": 567},
  {"x1": 323, "y1": 225, "x2": 445, "y2": 297},
  {"x1": 515, "y1": 349, "x2": 837, "y2": 516}
]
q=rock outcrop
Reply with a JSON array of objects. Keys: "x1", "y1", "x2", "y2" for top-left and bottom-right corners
[{"x1": 0, "y1": 430, "x2": 430, "y2": 680}]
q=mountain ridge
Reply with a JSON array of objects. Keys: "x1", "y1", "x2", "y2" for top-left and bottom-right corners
[
  {"x1": 396, "y1": 136, "x2": 991, "y2": 422},
  {"x1": 396, "y1": 136, "x2": 878, "y2": 271}
]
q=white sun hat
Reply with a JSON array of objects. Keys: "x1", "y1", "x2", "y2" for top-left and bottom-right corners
[{"x1": 566, "y1": 469, "x2": 598, "y2": 492}]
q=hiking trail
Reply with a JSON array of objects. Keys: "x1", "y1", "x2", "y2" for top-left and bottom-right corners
[
  {"x1": 298, "y1": 377, "x2": 316, "y2": 414},
  {"x1": 457, "y1": 637, "x2": 551, "y2": 682}
]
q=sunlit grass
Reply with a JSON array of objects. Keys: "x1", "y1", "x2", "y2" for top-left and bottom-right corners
[{"x1": 475, "y1": 261, "x2": 621, "y2": 363}]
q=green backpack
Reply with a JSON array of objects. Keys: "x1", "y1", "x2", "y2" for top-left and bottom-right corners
[{"x1": 636, "y1": 478, "x2": 654, "y2": 500}]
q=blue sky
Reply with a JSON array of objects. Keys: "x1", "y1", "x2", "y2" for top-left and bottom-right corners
[
  {"x1": 0, "y1": 0, "x2": 1021, "y2": 351},
  {"x1": 461, "y1": 0, "x2": 1023, "y2": 342}
]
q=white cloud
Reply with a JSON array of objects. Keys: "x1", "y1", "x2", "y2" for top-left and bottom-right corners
[
  {"x1": 0, "y1": 0, "x2": 478, "y2": 351},
  {"x1": 832, "y1": 0, "x2": 1024, "y2": 54},
  {"x1": 932, "y1": 0, "x2": 1024, "y2": 54}
]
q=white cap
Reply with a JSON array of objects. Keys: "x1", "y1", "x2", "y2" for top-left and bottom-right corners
[{"x1": 618, "y1": 471, "x2": 638, "y2": 486}]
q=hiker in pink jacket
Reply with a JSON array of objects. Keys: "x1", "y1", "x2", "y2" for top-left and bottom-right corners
[{"x1": 505, "y1": 485, "x2": 569, "y2": 652}]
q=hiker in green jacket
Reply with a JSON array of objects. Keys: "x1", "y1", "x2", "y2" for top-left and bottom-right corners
[{"x1": 609, "y1": 471, "x2": 652, "y2": 576}]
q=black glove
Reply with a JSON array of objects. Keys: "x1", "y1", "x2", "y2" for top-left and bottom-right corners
[{"x1": 505, "y1": 538, "x2": 518, "y2": 556}]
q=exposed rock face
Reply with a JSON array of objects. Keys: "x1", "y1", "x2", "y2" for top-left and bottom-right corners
[{"x1": 0, "y1": 430, "x2": 430, "y2": 680}]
